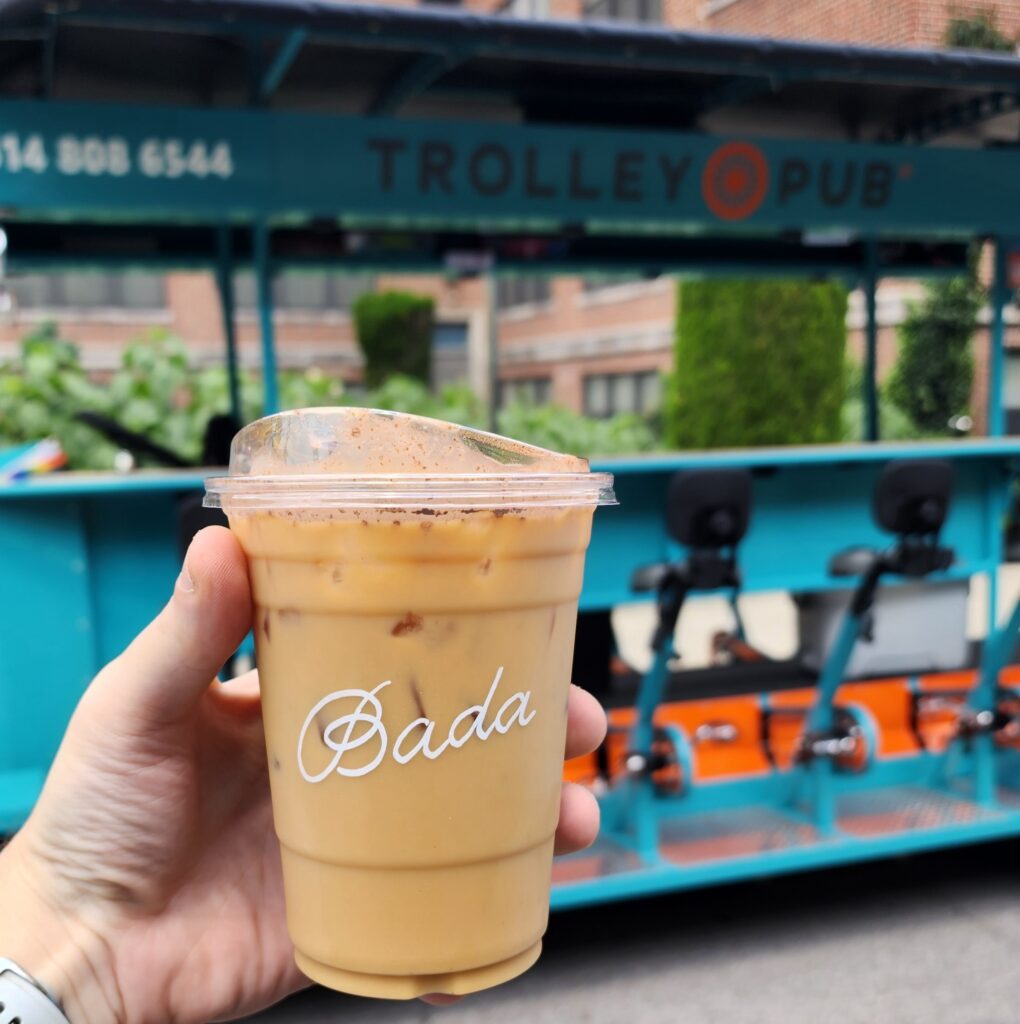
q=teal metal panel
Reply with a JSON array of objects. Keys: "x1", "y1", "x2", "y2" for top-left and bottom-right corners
[
  {"x1": 81, "y1": 492, "x2": 183, "y2": 665},
  {"x1": 0, "y1": 488, "x2": 185, "y2": 825},
  {"x1": 2, "y1": 100, "x2": 1020, "y2": 233},
  {"x1": 0, "y1": 768, "x2": 45, "y2": 833},
  {"x1": 0, "y1": 499, "x2": 95, "y2": 776}
]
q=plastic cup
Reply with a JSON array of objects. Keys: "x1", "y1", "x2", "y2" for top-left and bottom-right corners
[{"x1": 205, "y1": 408, "x2": 614, "y2": 999}]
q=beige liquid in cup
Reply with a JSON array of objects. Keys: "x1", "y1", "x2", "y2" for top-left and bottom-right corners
[{"x1": 207, "y1": 409, "x2": 613, "y2": 1000}]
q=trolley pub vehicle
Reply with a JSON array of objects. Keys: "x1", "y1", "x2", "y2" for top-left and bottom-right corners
[{"x1": 2, "y1": 1, "x2": 1020, "y2": 909}]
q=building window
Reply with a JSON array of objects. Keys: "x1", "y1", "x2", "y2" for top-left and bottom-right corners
[
  {"x1": 497, "y1": 0, "x2": 549, "y2": 17},
  {"x1": 234, "y1": 272, "x2": 373, "y2": 312},
  {"x1": 432, "y1": 322, "x2": 469, "y2": 389},
  {"x1": 500, "y1": 377, "x2": 552, "y2": 407},
  {"x1": 583, "y1": 370, "x2": 661, "y2": 418},
  {"x1": 495, "y1": 277, "x2": 551, "y2": 310},
  {"x1": 582, "y1": 0, "x2": 661, "y2": 23},
  {"x1": 581, "y1": 273, "x2": 645, "y2": 292},
  {"x1": 10, "y1": 271, "x2": 166, "y2": 310}
]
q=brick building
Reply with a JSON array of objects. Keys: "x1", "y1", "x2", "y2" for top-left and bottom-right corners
[{"x1": 1, "y1": 0, "x2": 1015, "y2": 427}]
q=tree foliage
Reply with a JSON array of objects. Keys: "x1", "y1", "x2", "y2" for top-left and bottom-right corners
[
  {"x1": 664, "y1": 279, "x2": 848, "y2": 448},
  {"x1": 944, "y1": 9, "x2": 1013, "y2": 51},
  {"x1": 886, "y1": 275, "x2": 979, "y2": 434},
  {"x1": 352, "y1": 291, "x2": 435, "y2": 388}
]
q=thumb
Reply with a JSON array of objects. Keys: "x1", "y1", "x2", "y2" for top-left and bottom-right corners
[{"x1": 94, "y1": 526, "x2": 253, "y2": 725}]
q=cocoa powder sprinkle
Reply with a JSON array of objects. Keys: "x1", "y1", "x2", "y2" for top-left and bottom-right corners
[{"x1": 392, "y1": 613, "x2": 424, "y2": 637}]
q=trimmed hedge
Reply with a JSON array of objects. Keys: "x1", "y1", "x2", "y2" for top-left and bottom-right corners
[
  {"x1": 664, "y1": 279, "x2": 848, "y2": 449},
  {"x1": 352, "y1": 291, "x2": 435, "y2": 389}
]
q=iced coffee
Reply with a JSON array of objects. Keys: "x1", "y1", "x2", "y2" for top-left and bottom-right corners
[{"x1": 205, "y1": 408, "x2": 614, "y2": 999}]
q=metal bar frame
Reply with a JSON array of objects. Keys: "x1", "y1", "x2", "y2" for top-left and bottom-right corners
[
  {"x1": 863, "y1": 238, "x2": 879, "y2": 442},
  {"x1": 368, "y1": 50, "x2": 462, "y2": 116},
  {"x1": 215, "y1": 225, "x2": 243, "y2": 424},
  {"x1": 696, "y1": 72, "x2": 784, "y2": 114},
  {"x1": 252, "y1": 219, "x2": 279, "y2": 415},
  {"x1": 988, "y1": 237, "x2": 1007, "y2": 438},
  {"x1": 255, "y1": 27, "x2": 307, "y2": 105},
  {"x1": 894, "y1": 91, "x2": 1020, "y2": 143},
  {"x1": 486, "y1": 271, "x2": 500, "y2": 432},
  {"x1": 555, "y1": 761, "x2": 1020, "y2": 910}
]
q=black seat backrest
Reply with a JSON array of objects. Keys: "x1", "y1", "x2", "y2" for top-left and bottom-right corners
[
  {"x1": 873, "y1": 460, "x2": 953, "y2": 538},
  {"x1": 177, "y1": 493, "x2": 228, "y2": 561},
  {"x1": 202, "y1": 413, "x2": 242, "y2": 467},
  {"x1": 667, "y1": 469, "x2": 752, "y2": 549}
]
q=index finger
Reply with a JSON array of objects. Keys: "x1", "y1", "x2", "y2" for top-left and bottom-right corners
[{"x1": 565, "y1": 684, "x2": 607, "y2": 761}]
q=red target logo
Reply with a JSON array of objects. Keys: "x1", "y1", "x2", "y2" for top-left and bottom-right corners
[{"x1": 702, "y1": 142, "x2": 769, "y2": 221}]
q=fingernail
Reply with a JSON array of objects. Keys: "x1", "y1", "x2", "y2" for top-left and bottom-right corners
[{"x1": 177, "y1": 559, "x2": 195, "y2": 594}]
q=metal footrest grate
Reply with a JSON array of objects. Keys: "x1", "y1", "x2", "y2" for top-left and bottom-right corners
[
  {"x1": 552, "y1": 834, "x2": 643, "y2": 884},
  {"x1": 659, "y1": 806, "x2": 819, "y2": 865},
  {"x1": 837, "y1": 785, "x2": 992, "y2": 837}
]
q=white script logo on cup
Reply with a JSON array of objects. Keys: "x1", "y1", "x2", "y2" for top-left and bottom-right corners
[{"x1": 297, "y1": 667, "x2": 536, "y2": 783}]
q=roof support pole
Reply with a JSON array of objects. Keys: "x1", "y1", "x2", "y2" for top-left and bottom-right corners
[
  {"x1": 40, "y1": 11, "x2": 57, "y2": 98},
  {"x1": 256, "y1": 27, "x2": 307, "y2": 105},
  {"x1": 253, "y1": 219, "x2": 280, "y2": 415},
  {"x1": 215, "y1": 225, "x2": 243, "y2": 424},
  {"x1": 988, "y1": 237, "x2": 1007, "y2": 438},
  {"x1": 486, "y1": 272, "x2": 500, "y2": 433},
  {"x1": 863, "y1": 239, "x2": 880, "y2": 442},
  {"x1": 368, "y1": 51, "x2": 460, "y2": 116}
]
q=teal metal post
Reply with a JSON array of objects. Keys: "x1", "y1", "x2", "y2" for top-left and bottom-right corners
[
  {"x1": 988, "y1": 238, "x2": 1007, "y2": 438},
  {"x1": 253, "y1": 220, "x2": 279, "y2": 415},
  {"x1": 486, "y1": 272, "x2": 499, "y2": 433},
  {"x1": 215, "y1": 226, "x2": 243, "y2": 424},
  {"x1": 863, "y1": 240, "x2": 880, "y2": 442}
]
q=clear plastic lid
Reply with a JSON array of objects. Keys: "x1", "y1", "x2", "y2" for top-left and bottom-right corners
[{"x1": 204, "y1": 408, "x2": 616, "y2": 512}]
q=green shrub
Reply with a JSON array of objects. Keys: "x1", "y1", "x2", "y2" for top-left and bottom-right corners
[
  {"x1": 0, "y1": 322, "x2": 118, "y2": 469},
  {"x1": 352, "y1": 291, "x2": 435, "y2": 388},
  {"x1": 664, "y1": 279, "x2": 848, "y2": 449},
  {"x1": 944, "y1": 9, "x2": 1013, "y2": 50},
  {"x1": 886, "y1": 275, "x2": 979, "y2": 436},
  {"x1": 0, "y1": 326, "x2": 346, "y2": 469},
  {"x1": 497, "y1": 398, "x2": 656, "y2": 458}
]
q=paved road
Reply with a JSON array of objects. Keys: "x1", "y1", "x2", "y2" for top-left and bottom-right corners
[{"x1": 246, "y1": 838, "x2": 1020, "y2": 1024}]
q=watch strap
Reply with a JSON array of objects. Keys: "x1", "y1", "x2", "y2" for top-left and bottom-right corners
[{"x1": 0, "y1": 959, "x2": 70, "y2": 1024}]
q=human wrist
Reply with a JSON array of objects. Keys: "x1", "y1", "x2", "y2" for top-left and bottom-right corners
[{"x1": 0, "y1": 836, "x2": 123, "y2": 1024}]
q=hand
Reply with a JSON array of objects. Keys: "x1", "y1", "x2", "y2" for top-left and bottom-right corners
[{"x1": 0, "y1": 526, "x2": 607, "y2": 1024}]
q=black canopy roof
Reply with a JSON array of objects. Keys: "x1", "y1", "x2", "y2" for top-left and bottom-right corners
[{"x1": 1, "y1": 0, "x2": 1019, "y2": 144}]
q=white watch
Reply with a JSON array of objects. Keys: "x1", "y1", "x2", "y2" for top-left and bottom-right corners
[{"x1": 0, "y1": 959, "x2": 70, "y2": 1024}]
